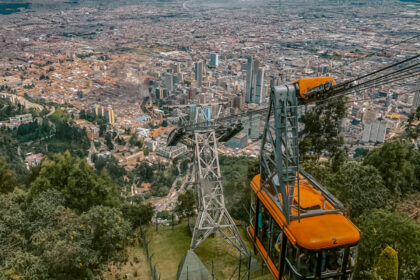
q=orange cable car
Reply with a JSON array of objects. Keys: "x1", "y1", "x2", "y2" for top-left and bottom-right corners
[
  {"x1": 247, "y1": 78, "x2": 360, "y2": 280},
  {"x1": 247, "y1": 173, "x2": 360, "y2": 280}
]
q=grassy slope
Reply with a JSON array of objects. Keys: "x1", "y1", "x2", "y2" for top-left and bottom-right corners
[
  {"x1": 104, "y1": 245, "x2": 152, "y2": 280},
  {"x1": 145, "y1": 221, "x2": 273, "y2": 280}
]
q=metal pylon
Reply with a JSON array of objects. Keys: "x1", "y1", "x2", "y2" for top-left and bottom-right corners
[
  {"x1": 260, "y1": 83, "x2": 300, "y2": 224},
  {"x1": 190, "y1": 129, "x2": 249, "y2": 257}
]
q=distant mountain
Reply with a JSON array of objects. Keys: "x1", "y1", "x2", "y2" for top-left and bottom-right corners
[{"x1": 400, "y1": 0, "x2": 420, "y2": 2}]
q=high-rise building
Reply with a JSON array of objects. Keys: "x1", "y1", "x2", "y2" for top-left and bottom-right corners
[
  {"x1": 245, "y1": 57, "x2": 255, "y2": 103},
  {"x1": 210, "y1": 53, "x2": 219, "y2": 68},
  {"x1": 103, "y1": 107, "x2": 115, "y2": 124},
  {"x1": 413, "y1": 87, "x2": 420, "y2": 109},
  {"x1": 155, "y1": 88, "x2": 164, "y2": 100},
  {"x1": 255, "y1": 68, "x2": 265, "y2": 105},
  {"x1": 171, "y1": 63, "x2": 181, "y2": 74},
  {"x1": 92, "y1": 104, "x2": 105, "y2": 118},
  {"x1": 246, "y1": 57, "x2": 263, "y2": 104},
  {"x1": 194, "y1": 61, "x2": 203, "y2": 87},
  {"x1": 163, "y1": 73, "x2": 173, "y2": 91}
]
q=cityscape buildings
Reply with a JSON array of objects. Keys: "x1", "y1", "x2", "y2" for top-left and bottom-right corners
[{"x1": 0, "y1": 0, "x2": 417, "y2": 191}]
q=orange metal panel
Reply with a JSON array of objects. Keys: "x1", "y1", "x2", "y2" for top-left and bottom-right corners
[{"x1": 290, "y1": 77, "x2": 336, "y2": 98}]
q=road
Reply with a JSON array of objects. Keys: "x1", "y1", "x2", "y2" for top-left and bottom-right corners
[
  {"x1": 154, "y1": 162, "x2": 193, "y2": 213},
  {"x1": 45, "y1": 105, "x2": 55, "y2": 117},
  {"x1": 87, "y1": 141, "x2": 97, "y2": 166}
]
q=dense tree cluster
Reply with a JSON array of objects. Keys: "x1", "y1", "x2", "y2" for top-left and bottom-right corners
[
  {"x1": 29, "y1": 152, "x2": 119, "y2": 213},
  {"x1": 0, "y1": 152, "x2": 154, "y2": 279},
  {"x1": 364, "y1": 139, "x2": 419, "y2": 194},
  {"x1": 18, "y1": 108, "x2": 91, "y2": 159},
  {"x1": 16, "y1": 120, "x2": 51, "y2": 142},
  {"x1": 132, "y1": 161, "x2": 178, "y2": 197},
  {"x1": 356, "y1": 210, "x2": 420, "y2": 279},
  {"x1": 0, "y1": 131, "x2": 28, "y2": 180},
  {"x1": 94, "y1": 155, "x2": 127, "y2": 187}
]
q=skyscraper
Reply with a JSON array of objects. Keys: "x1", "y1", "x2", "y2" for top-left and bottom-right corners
[
  {"x1": 163, "y1": 73, "x2": 173, "y2": 91},
  {"x1": 210, "y1": 53, "x2": 219, "y2": 68},
  {"x1": 255, "y1": 68, "x2": 265, "y2": 105},
  {"x1": 104, "y1": 107, "x2": 115, "y2": 124},
  {"x1": 246, "y1": 57, "x2": 264, "y2": 104},
  {"x1": 414, "y1": 87, "x2": 420, "y2": 109},
  {"x1": 194, "y1": 61, "x2": 203, "y2": 87},
  {"x1": 245, "y1": 57, "x2": 255, "y2": 103}
]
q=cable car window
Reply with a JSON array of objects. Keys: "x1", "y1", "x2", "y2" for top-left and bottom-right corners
[
  {"x1": 320, "y1": 248, "x2": 344, "y2": 276},
  {"x1": 269, "y1": 222, "x2": 283, "y2": 271},
  {"x1": 296, "y1": 248, "x2": 317, "y2": 277},
  {"x1": 258, "y1": 203, "x2": 271, "y2": 251},
  {"x1": 284, "y1": 241, "x2": 316, "y2": 279},
  {"x1": 250, "y1": 192, "x2": 257, "y2": 228}
]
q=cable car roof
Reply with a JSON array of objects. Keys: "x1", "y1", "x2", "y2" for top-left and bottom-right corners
[
  {"x1": 288, "y1": 214, "x2": 360, "y2": 250},
  {"x1": 251, "y1": 174, "x2": 360, "y2": 250}
]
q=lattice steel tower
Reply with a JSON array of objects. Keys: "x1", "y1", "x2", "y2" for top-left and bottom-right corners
[{"x1": 167, "y1": 106, "x2": 249, "y2": 257}]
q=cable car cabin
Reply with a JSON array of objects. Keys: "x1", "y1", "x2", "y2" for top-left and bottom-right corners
[{"x1": 247, "y1": 174, "x2": 360, "y2": 280}]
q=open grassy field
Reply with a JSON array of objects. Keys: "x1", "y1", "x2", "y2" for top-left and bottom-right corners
[{"x1": 145, "y1": 220, "x2": 273, "y2": 280}]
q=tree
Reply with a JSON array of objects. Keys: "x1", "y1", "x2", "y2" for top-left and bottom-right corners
[
  {"x1": 77, "y1": 206, "x2": 130, "y2": 259},
  {"x1": 94, "y1": 156, "x2": 126, "y2": 186},
  {"x1": 133, "y1": 162, "x2": 154, "y2": 183},
  {"x1": 376, "y1": 246, "x2": 398, "y2": 280},
  {"x1": 99, "y1": 124, "x2": 106, "y2": 137},
  {"x1": 115, "y1": 136, "x2": 126, "y2": 145},
  {"x1": 29, "y1": 152, "x2": 119, "y2": 213},
  {"x1": 25, "y1": 165, "x2": 42, "y2": 188},
  {"x1": 331, "y1": 149, "x2": 348, "y2": 172},
  {"x1": 180, "y1": 159, "x2": 189, "y2": 174},
  {"x1": 406, "y1": 106, "x2": 420, "y2": 140},
  {"x1": 157, "y1": 210, "x2": 170, "y2": 220},
  {"x1": 143, "y1": 148, "x2": 149, "y2": 156},
  {"x1": 175, "y1": 190, "x2": 195, "y2": 218},
  {"x1": 364, "y1": 139, "x2": 418, "y2": 195},
  {"x1": 25, "y1": 189, "x2": 65, "y2": 234},
  {"x1": 0, "y1": 157, "x2": 17, "y2": 194},
  {"x1": 355, "y1": 210, "x2": 420, "y2": 279},
  {"x1": 331, "y1": 162, "x2": 390, "y2": 218},
  {"x1": 120, "y1": 203, "x2": 154, "y2": 229},
  {"x1": 105, "y1": 133, "x2": 114, "y2": 150},
  {"x1": 299, "y1": 96, "x2": 347, "y2": 159},
  {"x1": 0, "y1": 251, "x2": 48, "y2": 280},
  {"x1": 0, "y1": 189, "x2": 29, "y2": 266}
]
